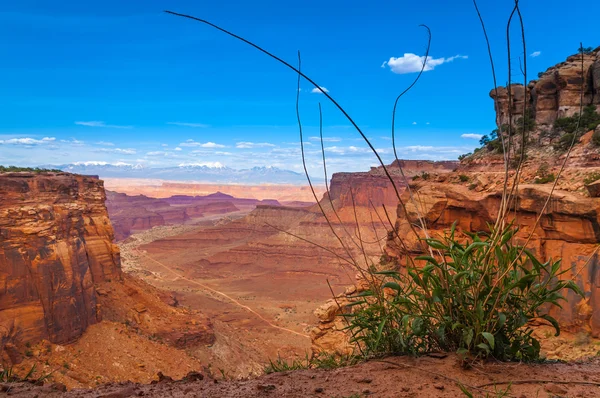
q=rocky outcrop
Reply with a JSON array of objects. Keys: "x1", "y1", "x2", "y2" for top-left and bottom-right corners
[
  {"x1": 387, "y1": 183, "x2": 600, "y2": 334},
  {"x1": 0, "y1": 172, "x2": 122, "y2": 356},
  {"x1": 491, "y1": 47, "x2": 600, "y2": 127},
  {"x1": 329, "y1": 160, "x2": 457, "y2": 208},
  {"x1": 311, "y1": 181, "x2": 600, "y2": 354}
]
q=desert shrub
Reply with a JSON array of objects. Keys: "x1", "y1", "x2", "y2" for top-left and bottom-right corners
[
  {"x1": 458, "y1": 153, "x2": 471, "y2": 161},
  {"x1": 534, "y1": 174, "x2": 555, "y2": 184},
  {"x1": 553, "y1": 105, "x2": 600, "y2": 142},
  {"x1": 0, "y1": 364, "x2": 50, "y2": 384},
  {"x1": 420, "y1": 172, "x2": 430, "y2": 180},
  {"x1": 264, "y1": 352, "x2": 358, "y2": 374},
  {"x1": 343, "y1": 224, "x2": 582, "y2": 363},
  {"x1": 553, "y1": 133, "x2": 575, "y2": 151},
  {"x1": 534, "y1": 163, "x2": 555, "y2": 184},
  {"x1": 459, "y1": 175, "x2": 469, "y2": 182},
  {"x1": 583, "y1": 172, "x2": 600, "y2": 185},
  {"x1": 592, "y1": 129, "x2": 600, "y2": 146},
  {"x1": 468, "y1": 183, "x2": 477, "y2": 190},
  {"x1": 0, "y1": 165, "x2": 61, "y2": 173}
]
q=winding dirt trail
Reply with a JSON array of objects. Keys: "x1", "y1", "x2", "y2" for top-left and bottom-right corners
[{"x1": 133, "y1": 248, "x2": 310, "y2": 339}]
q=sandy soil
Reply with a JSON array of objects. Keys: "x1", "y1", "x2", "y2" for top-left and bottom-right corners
[
  {"x1": 7, "y1": 354, "x2": 600, "y2": 397},
  {"x1": 118, "y1": 218, "x2": 355, "y2": 378}
]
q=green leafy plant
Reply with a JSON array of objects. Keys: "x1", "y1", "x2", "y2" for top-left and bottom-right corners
[
  {"x1": 459, "y1": 175, "x2": 470, "y2": 183},
  {"x1": 343, "y1": 223, "x2": 583, "y2": 363}
]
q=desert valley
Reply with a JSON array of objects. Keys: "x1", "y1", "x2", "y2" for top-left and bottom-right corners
[{"x1": 2, "y1": 3, "x2": 600, "y2": 397}]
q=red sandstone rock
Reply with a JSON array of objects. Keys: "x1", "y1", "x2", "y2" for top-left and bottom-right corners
[{"x1": 0, "y1": 172, "x2": 121, "y2": 358}]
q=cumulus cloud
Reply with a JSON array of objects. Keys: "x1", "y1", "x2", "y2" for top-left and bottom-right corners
[
  {"x1": 146, "y1": 151, "x2": 165, "y2": 156},
  {"x1": 310, "y1": 86, "x2": 329, "y2": 94},
  {"x1": 179, "y1": 140, "x2": 226, "y2": 148},
  {"x1": 412, "y1": 122, "x2": 417, "y2": 125},
  {"x1": 461, "y1": 133, "x2": 483, "y2": 140},
  {"x1": 0, "y1": 137, "x2": 55, "y2": 145},
  {"x1": 175, "y1": 147, "x2": 182, "y2": 151},
  {"x1": 236, "y1": 142, "x2": 276, "y2": 149},
  {"x1": 382, "y1": 53, "x2": 468, "y2": 74},
  {"x1": 167, "y1": 122, "x2": 209, "y2": 128},
  {"x1": 95, "y1": 141, "x2": 115, "y2": 146},
  {"x1": 75, "y1": 121, "x2": 132, "y2": 129},
  {"x1": 530, "y1": 51, "x2": 541, "y2": 57}
]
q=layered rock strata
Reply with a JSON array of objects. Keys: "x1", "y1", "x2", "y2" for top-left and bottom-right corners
[{"x1": 0, "y1": 172, "x2": 121, "y2": 354}]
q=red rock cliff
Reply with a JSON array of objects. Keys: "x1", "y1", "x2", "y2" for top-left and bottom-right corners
[
  {"x1": 0, "y1": 172, "x2": 121, "y2": 353},
  {"x1": 490, "y1": 47, "x2": 600, "y2": 127}
]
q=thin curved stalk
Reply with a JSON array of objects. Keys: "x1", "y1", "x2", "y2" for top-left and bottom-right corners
[{"x1": 164, "y1": 10, "x2": 420, "y2": 239}]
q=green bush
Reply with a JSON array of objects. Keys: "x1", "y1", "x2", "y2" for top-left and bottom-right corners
[
  {"x1": 343, "y1": 224, "x2": 582, "y2": 363},
  {"x1": 459, "y1": 175, "x2": 469, "y2": 182},
  {"x1": 553, "y1": 133, "x2": 575, "y2": 151},
  {"x1": 583, "y1": 172, "x2": 600, "y2": 185},
  {"x1": 534, "y1": 174, "x2": 555, "y2": 184}
]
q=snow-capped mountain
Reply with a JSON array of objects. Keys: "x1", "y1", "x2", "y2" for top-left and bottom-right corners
[{"x1": 44, "y1": 162, "x2": 308, "y2": 184}]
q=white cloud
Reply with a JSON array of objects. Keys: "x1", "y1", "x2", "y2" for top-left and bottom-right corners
[
  {"x1": 75, "y1": 121, "x2": 132, "y2": 129},
  {"x1": 174, "y1": 147, "x2": 182, "y2": 151},
  {"x1": 167, "y1": 122, "x2": 209, "y2": 128},
  {"x1": 95, "y1": 147, "x2": 136, "y2": 155},
  {"x1": 0, "y1": 137, "x2": 55, "y2": 145},
  {"x1": 95, "y1": 141, "x2": 115, "y2": 146},
  {"x1": 530, "y1": 51, "x2": 541, "y2": 58},
  {"x1": 72, "y1": 161, "x2": 133, "y2": 166},
  {"x1": 115, "y1": 148, "x2": 136, "y2": 155},
  {"x1": 382, "y1": 53, "x2": 468, "y2": 74},
  {"x1": 146, "y1": 151, "x2": 165, "y2": 156},
  {"x1": 461, "y1": 133, "x2": 483, "y2": 140},
  {"x1": 412, "y1": 122, "x2": 417, "y2": 125},
  {"x1": 178, "y1": 162, "x2": 224, "y2": 168},
  {"x1": 309, "y1": 136, "x2": 341, "y2": 142},
  {"x1": 161, "y1": 143, "x2": 169, "y2": 147},
  {"x1": 311, "y1": 86, "x2": 329, "y2": 94},
  {"x1": 236, "y1": 142, "x2": 276, "y2": 149},
  {"x1": 61, "y1": 138, "x2": 85, "y2": 146},
  {"x1": 179, "y1": 140, "x2": 226, "y2": 148}
]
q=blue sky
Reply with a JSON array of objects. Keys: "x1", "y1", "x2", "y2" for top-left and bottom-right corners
[{"x1": 1, "y1": 0, "x2": 598, "y2": 176}]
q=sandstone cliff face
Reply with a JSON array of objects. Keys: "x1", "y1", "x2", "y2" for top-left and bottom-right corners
[
  {"x1": 388, "y1": 183, "x2": 600, "y2": 333},
  {"x1": 329, "y1": 159, "x2": 458, "y2": 208},
  {"x1": 491, "y1": 47, "x2": 600, "y2": 127},
  {"x1": 312, "y1": 181, "x2": 600, "y2": 354},
  {"x1": 0, "y1": 172, "x2": 121, "y2": 354}
]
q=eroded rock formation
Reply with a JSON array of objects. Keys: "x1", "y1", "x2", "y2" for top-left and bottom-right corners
[
  {"x1": 311, "y1": 181, "x2": 600, "y2": 355},
  {"x1": 491, "y1": 47, "x2": 600, "y2": 127},
  {"x1": 106, "y1": 191, "x2": 242, "y2": 240},
  {"x1": 0, "y1": 172, "x2": 121, "y2": 352}
]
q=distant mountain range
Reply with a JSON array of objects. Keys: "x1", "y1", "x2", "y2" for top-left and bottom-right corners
[{"x1": 45, "y1": 162, "x2": 309, "y2": 185}]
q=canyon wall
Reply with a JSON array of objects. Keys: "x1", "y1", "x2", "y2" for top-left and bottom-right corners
[
  {"x1": 490, "y1": 47, "x2": 600, "y2": 127},
  {"x1": 0, "y1": 172, "x2": 121, "y2": 356},
  {"x1": 312, "y1": 181, "x2": 600, "y2": 354},
  {"x1": 386, "y1": 183, "x2": 600, "y2": 333},
  {"x1": 329, "y1": 159, "x2": 458, "y2": 208}
]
